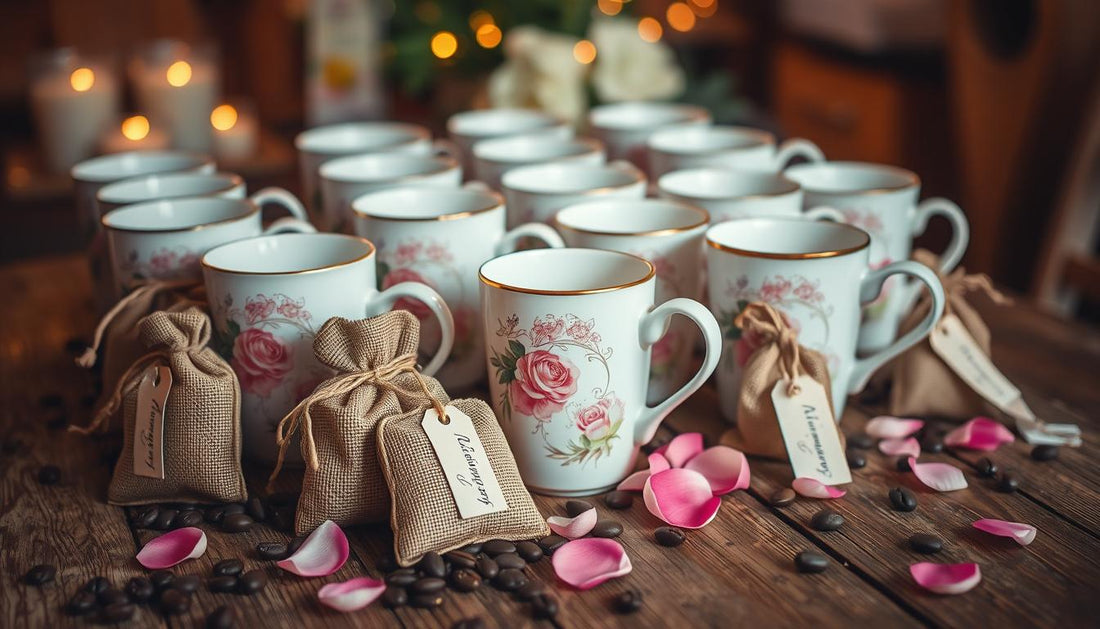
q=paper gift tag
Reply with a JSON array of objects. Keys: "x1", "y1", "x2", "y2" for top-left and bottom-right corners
[
  {"x1": 133, "y1": 364, "x2": 172, "y2": 479},
  {"x1": 422, "y1": 405, "x2": 508, "y2": 519},
  {"x1": 772, "y1": 375, "x2": 851, "y2": 485}
]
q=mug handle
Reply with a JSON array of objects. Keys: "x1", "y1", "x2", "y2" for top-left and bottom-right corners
[
  {"x1": 898, "y1": 197, "x2": 970, "y2": 312},
  {"x1": 262, "y1": 217, "x2": 316, "y2": 235},
  {"x1": 494, "y1": 223, "x2": 565, "y2": 256},
  {"x1": 772, "y1": 138, "x2": 825, "y2": 170},
  {"x1": 365, "y1": 282, "x2": 455, "y2": 377},
  {"x1": 804, "y1": 205, "x2": 844, "y2": 222},
  {"x1": 848, "y1": 260, "x2": 946, "y2": 394},
  {"x1": 633, "y1": 298, "x2": 722, "y2": 446},
  {"x1": 249, "y1": 187, "x2": 310, "y2": 222}
]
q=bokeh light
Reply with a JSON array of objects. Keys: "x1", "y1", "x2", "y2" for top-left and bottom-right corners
[
  {"x1": 210, "y1": 104, "x2": 238, "y2": 131},
  {"x1": 667, "y1": 2, "x2": 697, "y2": 32},
  {"x1": 166, "y1": 60, "x2": 192, "y2": 87},
  {"x1": 597, "y1": 0, "x2": 623, "y2": 16},
  {"x1": 692, "y1": 0, "x2": 718, "y2": 18},
  {"x1": 573, "y1": 40, "x2": 597, "y2": 64},
  {"x1": 431, "y1": 31, "x2": 458, "y2": 59},
  {"x1": 69, "y1": 68, "x2": 95, "y2": 92},
  {"x1": 121, "y1": 116, "x2": 150, "y2": 141},
  {"x1": 468, "y1": 10, "x2": 494, "y2": 30},
  {"x1": 638, "y1": 17, "x2": 663, "y2": 42},
  {"x1": 476, "y1": 24, "x2": 502, "y2": 48}
]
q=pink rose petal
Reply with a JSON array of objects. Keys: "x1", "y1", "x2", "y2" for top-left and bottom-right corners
[
  {"x1": 944, "y1": 417, "x2": 1015, "y2": 451},
  {"x1": 277, "y1": 519, "x2": 350, "y2": 577},
  {"x1": 910, "y1": 562, "x2": 982, "y2": 595},
  {"x1": 972, "y1": 519, "x2": 1037, "y2": 546},
  {"x1": 547, "y1": 507, "x2": 598, "y2": 539},
  {"x1": 791, "y1": 477, "x2": 847, "y2": 499},
  {"x1": 317, "y1": 577, "x2": 386, "y2": 612},
  {"x1": 643, "y1": 468, "x2": 722, "y2": 528},
  {"x1": 683, "y1": 446, "x2": 751, "y2": 495},
  {"x1": 648, "y1": 452, "x2": 672, "y2": 474},
  {"x1": 659, "y1": 433, "x2": 704, "y2": 468},
  {"x1": 865, "y1": 416, "x2": 925, "y2": 439},
  {"x1": 909, "y1": 457, "x2": 968, "y2": 492},
  {"x1": 879, "y1": 437, "x2": 921, "y2": 458},
  {"x1": 136, "y1": 527, "x2": 207, "y2": 569},
  {"x1": 552, "y1": 538, "x2": 632, "y2": 590},
  {"x1": 616, "y1": 470, "x2": 649, "y2": 492}
]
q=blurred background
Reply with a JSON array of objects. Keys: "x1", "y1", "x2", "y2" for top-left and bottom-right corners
[{"x1": 1, "y1": 0, "x2": 1098, "y2": 320}]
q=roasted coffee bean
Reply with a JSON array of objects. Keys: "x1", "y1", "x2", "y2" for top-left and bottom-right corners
[
  {"x1": 494, "y1": 553, "x2": 525, "y2": 570},
  {"x1": 976, "y1": 457, "x2": 998, "y2": 478},
  {"x1": 459, "y1": 543, "x2": 483, "y2": 555},
  {"x1": 133, "y1": 506, "x2": 160, "y2": 529},
  {"x1": 592, "y1": 520, "x2": 623, "y2": 538},
  {"x1": 909, "y1": 533, "x2": 943, "y2": 554},
  {"x1": 98, "y1": 588, "x2": 129, "y2": 607},
  {"x1": 492, "y1": 568, "x2": 527, "y2": 592},
  {"x1": 530, "y1": 593, "x2": 559, "y2": 619},
  {"x1": 221, "y1": 513, "x2": 254, "y2": 533},
  {"x1": 153, "y1": 508, "x2": 178, "y2": 530},
  {"x1": 483, "y1": 539, "x2": 517, "y2": 556},
  {"x1": 237, "y1": 570, "x2": 267, "y2": 595},
  {"x1": 449, "y1": 568, "x2": 481, "y2": 592},
  {"x1": 23, "y1": 564, "x2": 55, "y2": 585},
  {"x1": 515, "y1": 541, "x2": 544, "y2": 563},
  {"x1": 411, "y1": 577, "x2": 446, "y2": 595},
  {"x1": 37, "y1": 465, "x2": 61, "y2": 485},
  {"x1": 921, "y1": 438, "x2": 944, "y2": 454},
  {"x1": 387, "y1": 569, "x2": 419, "y2": 587},
  {"x1": 515, "y1": 581, "x2": 546, "y2": 601},
  {"x1": 810, "y1": 509, "x2": 844, "y2": 531},
  {"x1": 175, "y1": 510, "x2": 203, "y2": 528},
  {"x1": 565, "y1": 499, "x2": 594, "y2": 517},
  {"x1": 205, "y1": 505, "x2": 227, "y2": 524},
  {"x1": 444, "y1": 550, "x2": 477, "y2": 569},
  {"x1": 411, "y1": 593, "x2": 444, "y2": 608},
  {"x1": 160, "y1": 589, "x2": 191, "y2": 615},
  {"x1": 655, "y1": 526, "x2": 686, "y2": 547},
  {"x1": 846, "y1": 451, "x2": 867, "y2": 470},
  {"x1": 382, "y1": 587, "x2": 408, "y2": 608},
  {"x1": 246, "y1": 497, "x2": 266, "y2": 522},
  {"x1": 83, "y1": 576, "x2": 111, "y2": 594},
  {"x1": 208, "y1": 576, "x2": 239, "y2": 593},
  {"x1": 125, "y1": 577, "x2": 155, "y2": 603},
  {"x1": 794, "y1": 551, "x2": 829, "y2": 574},
  {"x1": 614, "y1": 589, "x2": 643, "y2": 614},
  {"x1": 418, "y1": 551, "x2": 446, "y2": 578},
  {"x1": 286, "y1": 536, "x2": 306, "y2": 556},
  {"x1": 173, "y1": 575, "x2": 201, "y2": 595},
  {"x1": 769, "y1": 488, "x2": 797, "y2": 508},
  {"x1": 847, "y1": 433, "x2": 873, "y2": 449},
  {"x1": 65, "y1": 591, "x2": 98, "y2": 615},
  {"x1": 537, "y1": 535, "x2": 567, "y2": 555},
  {"x1": 222, "y1": 503, "x2": 246, "y2": 516},
  {"x1": 149, "y1": 571, "x2": 174, "y2": 592},
  {"x1": 997, "y1": 472, "x2": 1020, "y2": 493},
  {"x1": 375, "y1": 556, "x2": 398, "y2": 573},
  {"x1": 206, "y1": 605, "x2": 236, "y2": 629},
  {"x1": 604, "y1": 490, "x2": 634, "y2": 510},
  {"x1": 213, "y1": 558, "x2": 244, "y2": 577},
  {"x1": 256, "y1": 542, "x2": 288, "y2": 561},
  {"x1": 474, "y1": 557, "x2": 499, "y2": 580},
  {"x1": 100, "y1": 603, "x2": 135, "y2": 623},
  {"x1": 452, "y1": 618, "x2": 486, "y2": 629},
  {"x1": 896, "y1": 457, "x2": 912, "y2": 472},
  {"x1": 1031, "y1": 445, "x2": 1059, "y2": 462},
  {"x1": 889, "y1": 487, "x2": 917, "y2": 512}
]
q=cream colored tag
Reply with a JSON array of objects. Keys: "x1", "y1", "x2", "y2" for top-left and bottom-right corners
[
  {"x1": 133, "y1": 364, "x2": 172, "y2": 479},
  {"x1": 772, "y1": 375, "x2": 851, "y2": 485},
  {"x1": 422, "y1": 405, "x2": 508, "y2": 519}
]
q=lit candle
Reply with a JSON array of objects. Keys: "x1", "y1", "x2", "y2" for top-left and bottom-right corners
[
  {"x1": 131, "y1": 41, "x2": 219, "y2": 154},
  {"x1": 210, "y1": 103, "x2": 257, "y2": 162},
  {"x1": 100, "y1": 115, "x2": 169, "y2": 153},
  {"x1": 30, "y1": 52, "x2": 118, "y2": 173}
]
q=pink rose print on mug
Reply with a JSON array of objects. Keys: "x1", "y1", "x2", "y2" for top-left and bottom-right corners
[
  {"x1": 381, "y1": 267, "x2": 433, "y2": 320},
  {"x1": 232, "y1": 328, "x2": 294, "y2": 397},
  {"x1": 118, "y1": 246, "x2": 202, "y2": 285},
  {"x1": 508, "y1": 349, "x2": 580, "y2": 421},
  {"x1": 575, "y1": 396, "x2": 625, "y2": 440}
]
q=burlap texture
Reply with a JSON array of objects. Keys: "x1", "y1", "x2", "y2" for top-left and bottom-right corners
[
  {"x1": 107, "y1": 308, "x2": 246, "y2": 505},
  {"x1": 721, "y1": 302, "x2": 838, "y2": 460},
  {"x1": 378, "y1": 397, "x2": 549, "y2": 566},
  {"x1": 292, "y1": 311, "x2": 450, "y2": 535}
]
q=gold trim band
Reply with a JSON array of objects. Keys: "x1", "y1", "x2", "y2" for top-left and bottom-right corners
[
  {"x1": 705, "y1": 221, "x2": 871, "y2": 260},
  {"x1": 786, "y1": 162, "x2": 921, "y2": 196},
  {"x1": 554, "y1": 203, "x2": 710, "y2": 237},
  {"x1": 102, "y1": 198, "x2": 259, "y2": 234},
  {"x1": 352, "y1": 189, "x2": 505, "y2": 222},
  {"x1": 479, "y1": 250, "x2": 655, "y2": 296},
  {"x1": 201, "y1": 234, "x2": 376, "y2": 276}
]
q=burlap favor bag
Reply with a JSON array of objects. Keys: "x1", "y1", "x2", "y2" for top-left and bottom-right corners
[
  {"x1": 720, "y1": 302, "x2": 838, "y2": 459},
  {"x1": 378, "y1": 397, "x2": 549, "y2": 566},
  {"x1": 889, "y1": 249, "x2": 1009, "y2": 419},
  {"x1": 74, "y1": 307, "x2": 246, "y2": 506},
  {"x1": 267, "y1": 311, "x2": 450, "y2": 535}
]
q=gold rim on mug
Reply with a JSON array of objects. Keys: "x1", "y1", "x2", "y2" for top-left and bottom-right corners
[
  {"x1": 474, "y1": 137, "x2": 603, "y2": 165},
  {"x1": 101, "y1": 198, "x2": 261, "y2": 234},
  {"x1": 320, "y1": 155, "x2": 459, "y2": 184},
  {"x1": 554, "y1": 204, "x2": 710, "y2": 238},
  {"x1": 352, "y1": 189, "x2": 504, "y2": 222},
  {"x1": 201, "y1": 234, "x2": 376, "y2": 276},
  {"x1": 503, "y1": 166, "x2": 644, "y2": 196},
  {"x1": 97, "y1": 172, "x2": 244, "y2": 206},
  {"x1": 479, "y1": 250, "x2": 656, "y2": 296},
  {"x1": 705, "y1": 220, "x2": 871, "y2": 260},
  {"x1": 658, "y1": 171, "x2": 800, "y2": 201},
  {"x1": 790, "y1": 162, "x2": 921, "y2": 196}
]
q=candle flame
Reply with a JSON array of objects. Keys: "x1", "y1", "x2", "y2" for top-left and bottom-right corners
[
  {"x1": 70, "y1": 67, "x2": 95, "y2": 92},
  {"x1": 210, "y1": 104, "x2": 238, "y2": 131},
  {"x1": 122, "y1": 116, "x2": 150, "y2": 141},
  {"x1": 166, "y1": 60, "x2": 192, "y2": 87}
]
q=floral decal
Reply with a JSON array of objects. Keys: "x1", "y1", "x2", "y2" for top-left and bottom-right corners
[
  {"x1": 117, "y1": 246, "x2": 200, "y2": 285},
  {"x1": 232, "y1": 328, "x2": 293, "y2": 397},
  {"x1": 214, "y1": 292, "x2": 317, "y2": 399}
]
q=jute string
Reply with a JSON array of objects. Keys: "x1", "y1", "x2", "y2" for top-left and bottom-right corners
[
  {"x1": 76, "y1": 279, "x2": 199, "y2": 368},
  {"x1": 734, "y1": 302, "x2": 804, "y2": 396}
]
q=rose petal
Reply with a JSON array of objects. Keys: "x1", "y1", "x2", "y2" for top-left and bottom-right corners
[
  {"x1": 648, "y1": 452, "x2": 672, "y2": 474},
  {"x1": 277, "y1": 520, "x2": 350, "y2": 577},
  {"x1": 909, "y1": 457, "x2": 968, "y2": 492},
  {"x1": 865, "y1": 416, "x2": 925, "y2": 439},
  {"x1": 643, "y1": 468, "x2": 722, "y2": 529},
  {"x1": 972, "y1": 519, "x2": 1037, "y2": 546},
  {"x1": 552, "y1": 538, "x2": 632, "y2": 590},
  {"x1": 879, "y1": 437, "x2": 921, "y2": 458},
  {"x1": 683, "y1": 446, "x2": 750, "y2": 495},
  {"x1": 547, "y1": 507, "x2": 598, "y2": 539},
  {"x1": 136, "y1": 527, "x2": 207, "y2": 569},
  {"x1": 317, "y1": 577, "x2": 386, "y2": 612},
  {"x1": 944, "y1": 417, "x2": 1015, "y2": 451},
  {"x1": 910, "y1": 562, "x2": 982, "y2": 595},
  {"x1": 658, "y1": 433, "x2": 704, "y2": 468},
  {"x1": 616, "y1": 470, "x2": 650, "y2": 492},
  {"x1": 791, "y1": 477, "x2": 847, "y2": 499}
]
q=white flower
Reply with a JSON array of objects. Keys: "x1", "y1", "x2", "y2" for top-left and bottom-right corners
[
  {"x1": 589, "y1": 17, "x2": 685, "y2": 103},
  {"x1": 489, "y1": 26, "x2": 588, "y2": 125}
]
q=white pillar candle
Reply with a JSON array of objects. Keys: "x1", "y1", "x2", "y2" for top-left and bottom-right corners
[
  {"x1": 100, "y1": 115, "x2": 170, "y2": 154},
  {"x1": 210, "y1": 103, "x2": 258, "y2": 162},
  {"x1": 132, "y1": 49, "x2": 219, "y2": 154},
  {"x1": 30, "y1": 61, "x2": 118, "y2": 173}
]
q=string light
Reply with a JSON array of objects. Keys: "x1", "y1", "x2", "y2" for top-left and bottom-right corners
[
  {"x1": 69, "y1": 68, "x2": 95, "y2": 92},
  {"x1": 638, "y1": 17, "x2": 663, "y2": 42},
  {"x1": 210, "y1": 104, "x2": 238, "y2": 131},
  {"x1": 166, "y1": 61, "x2": 192, "y2": 87},
  {"x1": 597, "y1": 0, "x2": 623, "y2": 16},
  {"x1": 573, "y1": 40, "x2": 597, "y2": 64},
  {"x1": 121, "y1": 116, "x2": 150, "y2": 141},
  {"x1": 667, "y1": 2, "x2": 696, "y2": 32},
  {"x1": 476, "y1": 23, "x2": 502, "y2": 48},
  {"x1": 430, "y1": 31, "x2": 458, "y2": 59}
]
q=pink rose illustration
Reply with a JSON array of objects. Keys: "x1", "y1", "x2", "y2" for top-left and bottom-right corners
[
  {"x1": 565, "y1": 318, "x2": 594, "y2": 342},
  {"x1": 531, "y1": 315, "x2": 565, "y2": 345},
  {"x1": 575, "y1": 396, "x2": 624, "y2": 440},
  {"x1": 277, "y1": 298, "x2": 305, "y2": 320},
  {"x1": 244, "y1": 295, "x2": 276, "y2": 324},
  {"x1": 793, "y1": 280, "x2": 818, "y2": 301},
  {"x1": 149, "y1": 249, "x2": 179, "y2": 275},
  {"x1": 381, "y1": 268, "x2": 432, "y2": 319},
  {"x1": 426, "y1": 243, "x2": 451, "y2": 262},
  {"x1": 394, "y1": 242, "x2": 423, "y2": 265},
  {"x1": 509, "y1": 349, "x2": 580, "y2": 421},
  {"x1": 232, "y1": 328, "x2": 293, "y2": 397}
]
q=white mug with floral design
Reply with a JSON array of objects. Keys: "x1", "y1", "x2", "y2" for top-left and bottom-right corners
[
  {"x1": 553, "y1": 199, "x2": 709, "y2": 405},
  {"x1": 446, "y1": 108, "x2": 570, "y2": 175},
  {"x1": 202, "y1": 233, "x2": 455, "y2": 463},
  {"x1": 647, "y1": 124, "x2": 825, "y2": 178},
  {"x1": 351, "y1": 184, "x2": 565, "y2": 391},
  {"x1": 587, "y1": 101, "x2": 711, "y2": 171},
  {"x1": 96, "y1": 172, "x2": 252, "y2": 218},
  {"x1": 657, "y1": 169, "x2": 842, "y2": 224},
  {"x1": 705, "y1": 218, "x2": 946, "y2": 421},
  {"x1": 501, "y1": 160, "x2": 646, "y2": 227},
  {"x1": 479, "y1": 248, "x2": 722, "y2": 496},
  {"x1": 102, "y1": 194, "x2": 313, "y2": 295},
  {"x1": 783, "y1": 161, "x2": 969, "y2": 353},
  {"x1": 472, "y1": 133, "x2": 606, "y2": 191}
]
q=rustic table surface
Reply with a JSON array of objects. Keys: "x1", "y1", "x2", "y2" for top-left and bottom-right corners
[{"x1": 1, "y1": 255, "x2": 1097, "y2": 628}]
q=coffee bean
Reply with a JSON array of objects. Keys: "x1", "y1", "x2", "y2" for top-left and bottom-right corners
[
  {"x1": 411, "y1": 593, "x2": 444, "y2": 608},
  {"x1": 100, "y1": 603, "x2": 135, "y2": 623},
  {"x1": 921, "y1": 438, "x2": 944, "y2": 454},
  {"x1": 376, "y1": 556, "x2": 399, "y2": 573},
  {"x1": 604, "y1": 490, "x2": 634, "y2": 510},
  {"x1": 418, "y1": 551, "x2": 446, "y2": 578},
  {"x1": 614, "y1": 589, "x2": 643, "y2": 614},
  {"x1": 37, "y1": 465, "x2": 61, "y2": 485},
  {"x1": 565, "y1": 499, "x2": 594, "y2": 517},
  {"x1": 83, "y1": 576, "x2": 111, "y2": 594},
  {"x1": 794, "y1": 551, "x2": 829, "y2": 573},
  {"x1": 655, "y1": 526, "x2": 686, "y2": 547},
  {"x1": 221, "y1": 503, "x2": 246, "y2": 517},
  {"x1": 133, "y1": 506, "x2": 160, "y2": 529},
  {"x1": 160, "y1": 589, "x2": 191, "y2": 615},
  {"x1": 149, "y1": 571, "x2": 174, "y2": 592},
  {"x1": 98, "y1": 588, "x2": 129, "y2": 607},
  {"x1": 459, "y1": 543, "x2": 483, "y2": 554},
  {"x1": 125, "y1": 577, "x2": 155, "y2": 603},
  {"x1": 494, "y1": 553, "x2": 524, "y2": 570},
  {"x1": 1031, "y1": 445, "x2": 1059, "y2": 462},
  {"x1": 173, "y1": 575, "x2": 201, "y2": 595},
  {"x1": 65, "y1": 591, "x2": 98, "y2": 615},
  {"x1": 846, "y1": 451, "x2": 867, "y2": 470},
  {"x1": 976, "y1": 457, "x2": 998, "y2": 478},
  {"x1": 175, "y1": 510, "x2": 203, "y2": 528},
  {"x1": 246, "y1": 497, "x2": 267, "y2": 522},
  {"x1": 256, "y1": 542, "x2": 288, "y2": 561},
  {"x1": 449, "y1": 568, "x2": 481, "y2": 592},
  {"x1": 444, "y1": 550, "x2": 477, "y2": 569},
  {"x1": 452, "y1": 618, "x2": 486, "y2": 629},
  {"x1": 810, "y1": 509, "x2": 844, "y2": 531},
  {"x1": 515, "y1": 581, "x2": 546, "y2": 601},
  {"x1": 474, "y1": 557, "x2": 499, "y2": 580},
  {"x1": 205, "y1": 505, "x2": 226, "y2": 524},
  {"x1": 591, "y1": 520, "x2": 624, "y2": 538},
  {"x1": 537, "y1": 535, "x2": 566, "y2": 555},
  {"x1": 909, "y1": 533, "x2": 943, "y2": 554},
  {"x1": 213, "y1": 558, "x2": 244, "y2": 577},
  {"x1": 769, "y1": 488, "x2": 797, "y2": 507},
  {"x1": 516, "y1": 541, "x2": 544, "y2": 563},
  {"x1": 411, "y1": 577, "x2": 447, "y2": 595},
  {"x1": 889, "y1": 487, "x2": 917, "y2": 512},
  {"x1": 847, "y1": 433, "x2": 873, "y2": 449},
  {"x1": 154, "y1": 508, "x2": 178, "y2": 530},
  {"x1": 208, "y1": 576, "x2": 239, "y2": 593},
  {"x1": 387, "y1": 569, "x2": 418, "y2": 587},
  {"x1": 382, "y1": 587, "x2": 408, "y2": 608},
  {"x1": 896, "y1": 457, "x2": 912, "y2": 472},
  {"x1": 530, "y1": 593, "x2": 559, "y2": 619},
  {"x1": 483, "y1": 539, "x2": 516, "y2": 556},
  {"x1": 237, "y1": 570, "x2": 267, "y2": 595},
  {"x1": 23, "y1": 564, "x2": 55, "y2": 585},
  {"x1": 221, "y1": 513, "x2": 254, "y2": 533},
  {"x1": 997, "y1": 472, "x2": 1020, "y2": 493},
  {"x1": 206, "y1": 605, "x2": 236, "y2": 629},
  {"x1": 492, "y1": 568, "x2": 527, "y2": 592}
]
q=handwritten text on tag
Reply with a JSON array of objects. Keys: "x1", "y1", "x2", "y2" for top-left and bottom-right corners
[
  {"x1": 133, "y1": 364, "x2": 172, "y2": 479},
  {"x1": 772, "y1": 375, "x2": 851, "y2": 485},
  {"x1": 422, "y1": 405, "x2": 508, "y2": 519}
]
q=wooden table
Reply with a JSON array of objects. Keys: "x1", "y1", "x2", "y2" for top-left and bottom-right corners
[{"x1": 2, "y1": 256, "x2": 1097, "y2": 628}]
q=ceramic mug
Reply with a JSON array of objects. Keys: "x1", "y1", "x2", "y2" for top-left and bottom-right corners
[
  {"x1": 96, "y1": 172, "x2": 294, "y2": 218},
  {"x1": 446, "y1": 108, "x2": 570, "y2": 174},
  {"x1": 658, "y1": 169, "x2": 841, "y2": 224},
  {"x1": 472, "y1": 133, "x2": 605, "y2": 191},
  {"x1": 202, "y1": 233, "x2": 455, "y2": 463},
  {"x1": 647, "y1": 124, "x2": 825, "y2": 178},
  {"x1": 501, "y1": 160, "x2": 646, "y2": 227},
  {"x1": 352, "y1": 184, "x2": 565, "y2": 391},
  {"x1": 705, "y1": 218, "x2": 945, "y2": 420},
  {"x1": 587, "y1": 102, "x2": 711, "y2": 170},
  {"x1": 479, "y1": 248, "x2": 722, "y2": 496},
  {"x1": 318, "y1": 152, "x2": 462, "y2": 232},
  {"x1": 784, "y1": 161, "x2": 969, "y2": 352},
  {"x1": 103, "y1": 195, "x2": 315, "y2": 292},
  {"x1": 554, "y1": 199, "x2": 710, "y2": 404}
]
